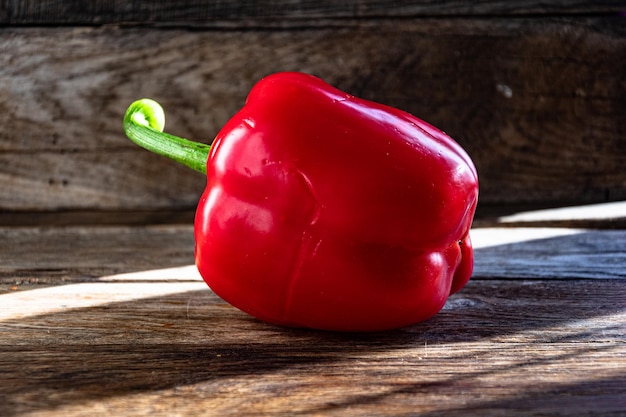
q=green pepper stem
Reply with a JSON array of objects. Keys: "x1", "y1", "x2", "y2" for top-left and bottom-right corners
[{"x1": 123, "y1": 99, "x2": 210, "y2": 175}]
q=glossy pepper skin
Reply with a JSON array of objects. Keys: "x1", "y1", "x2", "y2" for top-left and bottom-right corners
[{"x1": 124, "y1": 72, "x2": 478, "y2": 332}]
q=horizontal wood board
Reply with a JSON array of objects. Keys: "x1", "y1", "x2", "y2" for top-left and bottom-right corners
[
  {"x1": 2, "y1": 225, "x2": 626, "y2": 281},
  {"x1": 2, "y1": 0, "x2": 625, "y2": 26},
  {"x1": 2, "y1": 224, "x2": 624, "y2": 285},
  {"x1": 1, "y1": 17, "x2": 625, "y2": 213}
]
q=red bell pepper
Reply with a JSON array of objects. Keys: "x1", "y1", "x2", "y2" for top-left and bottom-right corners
[{"x1": 123, "y1": 72, "x2": 478, "y2": 331}]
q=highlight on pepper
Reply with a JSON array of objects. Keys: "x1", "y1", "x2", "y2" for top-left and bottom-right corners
[{"x1": 123, "y1": 72, "x2": 478, "y2": 332}]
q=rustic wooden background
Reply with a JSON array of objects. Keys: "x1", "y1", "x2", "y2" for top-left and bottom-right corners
[
  {"x1": 1, "y1": 2, "x2": 625, "y2": 416},
  {"x1": 1, "y1": 1, "x2": 625, "y2": 221}
]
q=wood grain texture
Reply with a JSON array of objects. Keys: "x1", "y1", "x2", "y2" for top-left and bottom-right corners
[
  {"x1": 475, "y1": 201, "x2": 626, "y2": 229},
  {"x1": 3, "y1": 226, "x2": 626, "y2": 282},
  {"x1": 1, "y1": 17, "x2": 625, "y2": 212},
  {"x1": 1, "y1": 225, "x2": 624, "y2": 415},
  {"x1": 1, "y1": 0, "x2": 624, "y2": 26},
  {"x1": 0, "y1": 278, "x2": 624, "y2": 416},
  {"x1": 472, "y1": 228, "x2": 626, "y2": 279},
  {"x1": 2, "y1": 4, "x2": 624, "y2": 414},
  {"x1": 0, "y1": 225, "x2": 195, "y2": 281},
  {"x1": 0, "y1": 208, "x2": 197, "y2": 227}
]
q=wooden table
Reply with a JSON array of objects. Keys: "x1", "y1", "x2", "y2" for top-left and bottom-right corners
[{"x1": 1, "y1": 204, "x2": 624, "y2": 416}]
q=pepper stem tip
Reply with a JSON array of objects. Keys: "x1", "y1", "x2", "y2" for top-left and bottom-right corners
[
  {"x1": 123, "y1": 98, "x2": 210, "y2": 175},
  {"x1": 125, "y1": 98, "x2": 166, "y2": 133}
]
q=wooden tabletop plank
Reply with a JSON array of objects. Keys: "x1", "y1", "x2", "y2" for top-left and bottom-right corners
[
  {"x1": 2, "y1": 226, "x2": 625, "y2": 282},
  {"x1": 0, "y1": 279, "x2": 624, "y2": 416},
  {"x1": 472, "y1": 228, "x2": 626, "y2": 279},
  {"x1": 0, "y1": 225, "x2": 195, "y2": 282},
  {"x1": 475, "y1": 201, "x2": 626, "y2": 229},
  {"x1": 1, "y1": 278, "x2": 623, "y2": 345}
]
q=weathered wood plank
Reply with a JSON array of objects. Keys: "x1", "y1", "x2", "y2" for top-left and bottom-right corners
[
  {"x1": 0, "y1": 151, "x2": 205, "y2": 211},
  {"x1": 0, "y1": 225, "x2": 195, "y2": 281},
  {"x1": 0, "y1": 279, "x2": 624, "y2": 416},
  {"x1": 2, "y1": 226, "x2": 625, "y2": 287},
  {"x1": 1, "y1": 18, "x2": 624, "y2": 211},
  {"x1": 2, "y1": 342, "x2": 622, "y2": 416},
  {"x1": 2, "y1": 278, "x2": 623, "y2": 344},
  {"x1": 475, "y1": 201, "x2": 626, "y2": 229},
  {"x1": 494, "y1": 201, "x2": 626, "y2": 225},
  {"x1": 472, "y1": 228, "x2": 626, "y2": 279},
  {"x1": 1, "y1": 0, "x2": 624, "y2": 26},
  {"x1": 0, "y1": 208, "x2": 196, "y2": 227}
]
